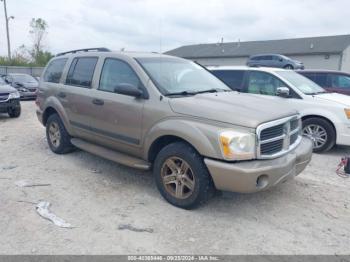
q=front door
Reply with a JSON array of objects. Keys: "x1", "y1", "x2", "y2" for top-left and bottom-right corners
[{"x1": 88, "y1": 58, "x2": 145, "y2": 155}]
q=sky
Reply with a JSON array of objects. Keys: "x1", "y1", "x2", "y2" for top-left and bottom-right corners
[{"x1": 0, "y1": 0, "x2": 349, "y2": 56}]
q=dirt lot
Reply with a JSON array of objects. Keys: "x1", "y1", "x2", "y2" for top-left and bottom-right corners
[{"x1": 0, "y1": 101, "x2": 349, "y2": 255}]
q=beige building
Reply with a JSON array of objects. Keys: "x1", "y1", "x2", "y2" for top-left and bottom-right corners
[{"x1": 166, "y1": 35, "x2": 350, "y2": 72}]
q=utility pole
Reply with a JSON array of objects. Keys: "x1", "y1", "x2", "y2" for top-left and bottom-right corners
[{"x1": 1, "y1": 0, "x2": 14, "y2": 60}]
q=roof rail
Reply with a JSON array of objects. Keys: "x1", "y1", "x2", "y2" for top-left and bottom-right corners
[{"x1": 56, "y1": 47, "x2": 111, "y2": 56}]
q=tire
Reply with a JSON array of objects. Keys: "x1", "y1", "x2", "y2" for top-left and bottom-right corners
[
  {"x1": 8, "y1": 107, "x2": 21, "y2": 118},
  {"x1": 153, "y1": 142, "x2": 215, "y2": 209},
  {"x1": 46, "y1": 113, "x2": 74, "y2": 154},
  {"x1": 284, "y1": 64, "x2": 294, "y2": 70},
  {"x1": 302, "y1": 117, "x2": 336, "y2": 153}
]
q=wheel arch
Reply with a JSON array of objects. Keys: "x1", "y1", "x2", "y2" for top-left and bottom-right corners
[
  {"x1": 144, "y1": 119, "x2": 220, "y2": 163},
  {"x1": 147, "y1": 135, "x2": 199, "y2": 163},
  {"x1": 301, "y1": 114, "x2": 337, "y2": 137}
]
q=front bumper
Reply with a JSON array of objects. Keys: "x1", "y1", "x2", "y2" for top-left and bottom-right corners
[
  {"x1": 19, "y1": 91, "x2": 37, "y2": 99},
  {"x1": 336, "y1": 122, "x2": 350, "y2": 146},
  {"x1": 204, "y1": 137, "x2": 313, "y2": 193},
  {"x1": 0, "y1": 99, "x2": 20, "y2": 113}
]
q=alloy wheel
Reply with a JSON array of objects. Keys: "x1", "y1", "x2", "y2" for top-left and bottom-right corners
[
  {"x1": 303, "y1": 124, "x2": 327, "y2": 149},
  {"x1": 160, "y1": 157, "x2": 195, "y2": 199},
  {"x1": 48, "y1": 121, "x2": 61, "y2": 148}
]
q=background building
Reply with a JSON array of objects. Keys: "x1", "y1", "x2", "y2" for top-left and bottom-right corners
[{"x1": 166, "y1": 35, "x2": 350, "y2": 72}]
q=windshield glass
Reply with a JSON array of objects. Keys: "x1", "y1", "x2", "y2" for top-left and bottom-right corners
[
  {"x1": 11, "y1": 74, "x2": 37, "y2": 83},
  {"x1": 0, "y1": 77, "x2": 6, "y2": 85},
  {"x1": 276, "y1": 71, "x2": 326, "y2": 95},
  {"x1": 136, "y1": 57, "x2": 231, "y2": 95}
]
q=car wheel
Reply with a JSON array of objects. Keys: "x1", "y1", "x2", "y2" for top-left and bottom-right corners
[
  {"x1": 302, "y1": 117, "x2": 336, "y2": 153},
  {"x1": 46, "y1": 113, "x2": 74, "y2": 154},
  {"x1": 153, "y1": 142, "x2": 215, "y2": 209},
  {"x1": 284, "y1": 64, "x2": 294, "y2": 70},
  {"x1": 8, "y1": 107, "x2": 21, "y2": 118}
]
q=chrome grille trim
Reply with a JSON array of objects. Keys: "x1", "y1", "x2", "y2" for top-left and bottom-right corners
[{"x1": 257, "y1": 115, "x2": 302, "y2": 159}]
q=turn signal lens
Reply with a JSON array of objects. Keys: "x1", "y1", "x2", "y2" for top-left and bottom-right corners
[{"x1": 344, "y1": 109, "x2": 350, "y2": 119}]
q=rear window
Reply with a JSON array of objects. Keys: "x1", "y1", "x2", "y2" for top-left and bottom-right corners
[
  {"x1": 66, "y1": 57, "x2": 98, "y2": 88},
  {"x1": 43, "y1": 58, "x2": 67, "y2": 83},
  {"x1": 212, "y1": 70, "x2": 245, "y2": 90}
]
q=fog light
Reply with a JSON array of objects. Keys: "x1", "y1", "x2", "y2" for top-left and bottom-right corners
[{"x1": 256, "y1": 175, "x2": 269, "y2": 189}]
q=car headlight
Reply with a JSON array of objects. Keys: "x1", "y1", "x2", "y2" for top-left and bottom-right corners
[
  {"x1": 18, "y1": 87, "x2": 28, "y2": 92},
  {"x1": 344, "y1": 108, "x2": 350, "y2": 119},
  {"x1": 218, "y1": 130, "x2": 256, "y2": 160},
  {"x1": 8, "y1": 91, "x2": 20, "y2": 99}
]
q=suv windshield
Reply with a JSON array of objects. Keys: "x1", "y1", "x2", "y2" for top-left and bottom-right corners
[
  {"x1": 136, "y1": 57, "x2": 231, "y2": 95},
  {"x1": 276, "y1": 71, "x2": 326, "y2": 95},
  {"x1": 11, "y1": 74, "x2": 37, "y2": 83}
]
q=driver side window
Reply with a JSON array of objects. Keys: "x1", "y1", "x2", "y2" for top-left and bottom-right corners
[
  {"x1": 247, "y1": 71, "x2": 285, "y2": 96},
  {"x1": 99, "y1": 58, "x2": 140, "y2": 93}
]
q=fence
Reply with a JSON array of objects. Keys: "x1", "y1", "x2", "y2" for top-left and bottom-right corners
[{"x1": 0, "y1": 66, "x2": 45, "y2": 77}]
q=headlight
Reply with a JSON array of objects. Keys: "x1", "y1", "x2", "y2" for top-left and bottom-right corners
[
  {"x1": 18, "y1": 87, "x2": 28, "y2": 92},
  {"x1": 344, "y1": 108, "x2": 350, "y2": 119},
  {"x1": 218, "y1": 130, "x2": 256, "y2": 160},
  {"x1": 8, "y1": 91, "x2": 20, "y2": 99}
]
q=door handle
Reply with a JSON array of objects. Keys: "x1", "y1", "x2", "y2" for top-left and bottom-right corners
[
  {"x1": 92, "y1": 98, "x2": 104, "y2": 106},
  {"x1": 58, "y1": 92, "x2": 66, "y2": 98}
]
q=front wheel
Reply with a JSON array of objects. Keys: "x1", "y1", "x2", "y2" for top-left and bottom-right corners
[
  {"x1": 153, "y1": 142, "x2": 214, "y2": 209},
  {"x1": 302, "y1": 117, "x2": 336, "y2": 153},
  {"x1": 284, "y1": 64, "x2": 294, "y2": 70},
  {"x1": 8, "y1": 106, "x2": 21, "y2": 118}
]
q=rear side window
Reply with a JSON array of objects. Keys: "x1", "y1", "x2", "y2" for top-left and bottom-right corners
[
  {"x1": 43, "y1": 58, "x2": 67, "y2": 83},
  {"x1": 212, "y1": 70, "x2": 245, "y2": 91},
  {"x1": 66, "y1": 57, "x2": 98, "y2": 88},
  {"x1": 99, "y1": 58, "x2": 140, "y2": 92}
]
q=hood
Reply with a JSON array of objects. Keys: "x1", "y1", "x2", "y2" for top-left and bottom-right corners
[
  {"x1": 169, "y1": 92, "x2": 298, "y2": 128},
  {"x1": 20, "y1": 81, "x2": 38, "y2": 88},
  {"x1": 313, "y1": 92, "x2": 350, "y2": 107},
  {"x1": 0, "y1": 84, "x2": 17, "y2": 93}
]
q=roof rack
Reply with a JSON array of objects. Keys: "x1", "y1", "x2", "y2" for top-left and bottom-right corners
[{"x1": 56, "y1": 47, "x2": 111, "y2": 57}]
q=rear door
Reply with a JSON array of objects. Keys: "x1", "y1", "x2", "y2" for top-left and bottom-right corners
[
  {"x1": 87, "y1": 57, "x2": 145, "y2": 153},
  {"x1": 58, "y1": 56, "x2": 99, "y2": 140}
]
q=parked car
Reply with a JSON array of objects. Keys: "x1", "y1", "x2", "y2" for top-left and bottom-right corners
[
  {"x1": 297, "y1": 70, "x2": 350, "y2": 96},
  {"x1": 0, "y1": 77, "x2": 21, "y2": 118},
  {"x1": 36, "y1": 48, "x2": 312, "y2": 209},
  {"x1": 247, "y1": 54, "x2": 304, "y2": 70},
  {"x1": 210, "y1": 66, "x2": 350, "y2": 152},
  {"x1": 3, "y1": 73, "x2": 39, "y2": 100}
]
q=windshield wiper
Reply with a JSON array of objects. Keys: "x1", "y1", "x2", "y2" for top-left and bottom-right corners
[
  {"x1": 166, "y1": 91, "x2": 197, "y2": 97},
  {"x1": 166, "y1": 88, "x2": 231, "y2": 97},
  {"x1": 306, "y1": 91, "x2": 328, "y2": 95}
]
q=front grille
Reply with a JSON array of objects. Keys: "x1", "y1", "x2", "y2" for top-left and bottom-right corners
[
  {"x1": 0, "y1": 93, "x2": 9, "y2": 102},
  {"x1": 257, "y1": 115, "x2": 301, "y2": 159},
  {"x1": 260, "y1": 124, "x2": 284, "y2": 140}
]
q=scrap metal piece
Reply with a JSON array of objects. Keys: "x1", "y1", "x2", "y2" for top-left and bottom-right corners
[{"x1": 35, "y1": 201, "x2": 73, "y2": 228}]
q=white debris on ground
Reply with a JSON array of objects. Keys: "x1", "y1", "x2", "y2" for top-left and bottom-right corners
[
  {"x1": 15, "y1": 180, "x2": 51, "y2": 188},
  {"x1": 35, "y1": 201, "x2": 73, "y2": 228}
]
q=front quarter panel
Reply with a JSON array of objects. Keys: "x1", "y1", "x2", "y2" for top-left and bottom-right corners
[{"x1": 143, "y1": 117, "x2": 254, "y2": 161}]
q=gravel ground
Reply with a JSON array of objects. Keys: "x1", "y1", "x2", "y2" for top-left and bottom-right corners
[{"x1": 0, "y1": 101, "x2": 349, "y2": 255}]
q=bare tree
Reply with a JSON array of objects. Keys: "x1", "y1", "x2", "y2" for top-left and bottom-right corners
[{"x1": 29, "y1": 18, "x2": 48, "y2": 61}]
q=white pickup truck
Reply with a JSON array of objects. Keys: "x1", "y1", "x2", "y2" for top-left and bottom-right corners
[{"x1": 209, "y1": 66, "x2": 350, "y2": 152}]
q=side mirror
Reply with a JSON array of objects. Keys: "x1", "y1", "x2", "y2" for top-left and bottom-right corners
[
  {"x1": 276, "y1": 87, "x2": 290, "y2": 98},
  {"x1": 114, "y1": 83, "x2": 143, "y2": 98}
]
